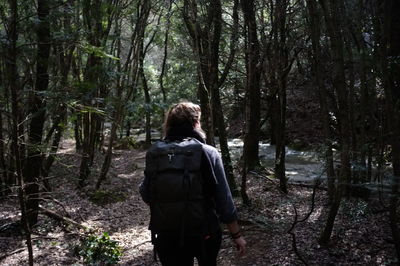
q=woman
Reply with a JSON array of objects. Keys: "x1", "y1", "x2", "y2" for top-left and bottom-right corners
[{"x1": 140, "y1": 102, "x2": 246, "y2": 266}]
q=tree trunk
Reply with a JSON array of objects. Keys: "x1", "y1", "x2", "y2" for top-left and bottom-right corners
[
  {"x1": 351, "y1": 1, "x2": 374, "y2": 184},
  {"x1": 159, "y1": 1, "x2": 173, "y2": 105},
  {"x1": 7, "y1": 0, "x2": 34, "y2": 263},
  {"x1": 318, "y1": 189, "x2": 341, "y2": 244},
  {"x1": 183, "y1": 0, "x2": 215, "y2": 146},
  {"x1": 241, "y1": 0, "x2": 262, "y2": 171},
  {"x1": 0, "y1": 108, "x2": 7, "y2": 195},
  {"x1": 198, "y1": 83, "x2": 215, "y2": 146},
  {"x1": 273, "y1": 0, "x2": 289, "y2": 194},
  {"x1": 209, "y1": 0, "x2": 238, "y2": 195},
  {"x1": 96, "y1": 1, "x2": 150, "y2": 189},
  {"x1": 306, "y1": 0, "x2": 335, "y2": 202},
  {"x1": 96, "y1": 113, "x2": 119, "y2": 190},
  {"x1": 42, "y1": 11, "x2": 76, "y2": 190},
  {"x1": 140, "y1": 57, "x2": 152, "y2": 148},
  {"x1": 318, "y1": 0, "x2": 351, "y2": 244},
  {"x1": 239, "y1": 0, "x2": 262, "y2": 203},
  {"x1": 79, "y1": 0, "x2": 105, "y2": 186},
  {"x1": 183, "y1": 0, "x2": 237, "y2": 193},
  {"x1": 380, "y1": 0, "x2": 400, "y2": 259},
  {"x1": 71, "y1": 55, "x2": 83, "y2": 151},
  {"x1": 139, "y1": 0, "x2": 151, "y2": 148},
  {"x1": 79, "y1": 112, "x2": 91, "y2": 187},
  {"x1": 23, "y1": 0, "x2": 51, "y2": 226}
]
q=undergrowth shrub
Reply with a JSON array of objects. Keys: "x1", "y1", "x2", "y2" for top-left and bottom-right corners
[{"x1": 77, "y1": 232, "x2": 123, "y2": 265}]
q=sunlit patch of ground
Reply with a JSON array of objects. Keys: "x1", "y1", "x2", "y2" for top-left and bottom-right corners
[{"x1": 0, "y1": 139, "x2": 397, "y2": 265}]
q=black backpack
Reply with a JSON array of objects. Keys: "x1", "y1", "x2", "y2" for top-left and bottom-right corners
[{"x1": 145, "y1": 138, "x2": 206, "y2": 236}]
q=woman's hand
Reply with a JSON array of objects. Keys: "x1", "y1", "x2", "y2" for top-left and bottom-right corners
[
  {"x1": 227, "y1": 221, "x2": 247, "y2": 256},
  {"x1": 233, "y1": 236, "x2": 246, "y2": 256}
]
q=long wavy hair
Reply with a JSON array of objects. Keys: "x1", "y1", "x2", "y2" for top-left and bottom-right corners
[{"x1": 163, "y1": 102, "x2": 206, "y2": 140}]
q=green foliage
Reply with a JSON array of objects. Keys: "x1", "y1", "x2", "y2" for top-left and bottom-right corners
[
  {"x1": 340, "y1": 199, "x2": 370, "y2": 222},
  {"x1": 77, "y1": 232, "x2": 123, "y2": 265},
  {"x1": 89, "y1": 190, "x2": 127, "y2": 206},
  {"x1": 69, "y1": 101, "x2": 107, "y2": 117},
  {"x1": 80, "y1": 43, "x2": 120, "y2": 61}
]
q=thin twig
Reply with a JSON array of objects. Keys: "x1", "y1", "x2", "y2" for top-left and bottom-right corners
[
  {"x1": 0, "y1": 248, "x2": 26, "y2": 261},
  {"x1": 287, "y1": 170, "x2": 324, "y2": 265},
  {"x1": 132, "y1": 240, "x2": 151, "y2": 249}
]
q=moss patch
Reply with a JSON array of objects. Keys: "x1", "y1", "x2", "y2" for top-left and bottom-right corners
[{"x1": 89, "y1": 190, "x2": 127, "y2": 206}]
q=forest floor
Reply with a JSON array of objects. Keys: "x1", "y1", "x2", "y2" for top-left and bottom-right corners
[{"x1": 0, "y1": 139, "x2": 398, "y2": 265}]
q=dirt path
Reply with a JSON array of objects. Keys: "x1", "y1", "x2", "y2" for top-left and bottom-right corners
[{"x1": 0, "y1": 140, "x2": 397, "y2": 265}]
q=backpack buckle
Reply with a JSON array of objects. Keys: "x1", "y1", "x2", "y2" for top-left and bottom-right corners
[{"x1": 168, "y1": 153, "x2": 175, "y2": 163}]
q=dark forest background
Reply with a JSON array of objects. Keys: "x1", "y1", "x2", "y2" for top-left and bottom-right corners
[{"x1": 1, "y1": 0, "x2": 400, "y2": 265}]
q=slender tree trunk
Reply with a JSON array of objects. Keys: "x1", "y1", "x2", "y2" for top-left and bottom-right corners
[
  {"x1": 241, "y1": 0, "x2": 262, "y2": 171},
  {"x1": 1, "y1": 55, "x2": 13, "y2": 194},
  {"x1": 159, "y1": 1, "x2": 173, "y2": 105},
  {"x1": 209, "y1": 0, "x2": 238, "y2": 195},
  {"x1": 354, "y1": 1, "x2": 372, "y2": 183},
  {"x1": 96, "y1": 112, "x2": 120, "y2": 189},
  {"x1": 182, "y1": 0, "x2": 238, "y2": 193},
  {"x1": 42, "y1": 108, "x2": 65, "y2": 181},
  {"x1": 97, "y1": 1, "x2": 150, "y2": 188},
  {"x1": 268, "y1": 95, "x2": 278, "y2": 145},
  {"x1": 140, "y1": 60, "x2": 151, "y2": 148},
  {"x1": 306, "y1": 0, "x2": 335, "y2": 202},
  {"x1": 359, "y1": 47, "x2": 368, "y2": 183},
  {"x1": 79, "y1": 0, "x2": 105, "y2": 186},
  {"x1": 346, "y1": 40, "x2": 357, "y2": 188},
  {"x1": 42, "y1": 11, "x2": 76, "y2": 190},
  {"x1": 318, "y1": 188, "x2": 341, "y2": 244},
  {"x1": 380, "y1": 0, "x2": 400, "y2": 259},
  {"x1": 23, "y1": 0, "x2": 51, "y2": 226},
  {"x1": 239, "y1": 0, "x2": 262, "y2": 203},
  {"x1": 139, "y1": 0, "x2": 151, "y2": 148},
  {"x1": 183, "y1": 0, "x2": 215, "y2": 146},
  {"x1": 318, "y1": 0, "x2": 351, "y2": 244},
  {"x1": 79, "y1": 112, "x2": 91, "y2": 187},
  {"x1": 97, "y1": 17, "x2": 124, "y2": 190},
  {"x1": 0, "y1": 109, "x2": 7, "y2": 195},
  {"x1": 71, "y1": 56, "x2": 83, "y2": 151},
  {"x1": 274, "y1": 84, "x2": 287, "y2": 192},
  {"x1": 7, "y1": 0, "x2": 34, "y2": 263},
  {"x1": 274, "y1": 0, "x2": 289, "y2": 194},
  {"x1": 198, "y1": 83, "x2": 215, "y2": 146}
]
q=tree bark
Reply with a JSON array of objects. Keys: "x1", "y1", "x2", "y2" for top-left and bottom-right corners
[
  {"x1": 241, "y1": 0, "x2": 262, "y2": 171},
  {"x1": 183, "y1": 0, "x2": 237, "y2": 193},
  {"x1": 140, "y1": 0, "x2": 151, "y2": 148},
  {"x1": 183, "y1": 0, "x2": 215, "y2": 146},
  {"x1": 273, "y1": 0, "x2": 289, "y2": 194},
  {"x1": 159, "y1": 1, "x2": 173, "y2": 104},
  {"x1": 0, "y1": 108, "x2": 7, "y2": 195},
  {"x1": 23, "y1": 0, "x2": 51, "y2": 226},
  {"x1": 318, "y1": 0, "x2": 351, "y2": 244},
  {"x1": 380, "y1": 0, "x2": 400, "y2": 259},
  {"x1": 7, "y1": 0, "x2": 34, "y2": 263},
  {"x1": 306, "y1": 0, "x2": 335, "y2": 202},
  {"x1": 79, "y1": 0, "x2": 105, "y2": 187},
  {"x1": 140, "y1": 25, "x2": 152, "y2": 148},
  {"x1": 96, "y1": 0, "x2": 150, "y2": 189},
  {"x1": 209, "y1": 0, "x2": 238, "y2": 195}
]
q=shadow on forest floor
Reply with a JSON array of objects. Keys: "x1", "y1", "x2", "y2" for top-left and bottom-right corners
[{"x1": 0, "y1": 139, "x2": 398, "y2": 265}]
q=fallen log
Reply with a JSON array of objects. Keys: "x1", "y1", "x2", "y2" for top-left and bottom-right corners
[{"x1": 38, "y1": 206, "x2": 92, "y2": 232}]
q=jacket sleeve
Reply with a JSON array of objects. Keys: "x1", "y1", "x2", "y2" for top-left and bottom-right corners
[
  {"x1": 139, "y1": 152, "x2": 152, "y2": 203},
  {"x1": 204, "y1": 146, "x2": 238, "y2": 224}
]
